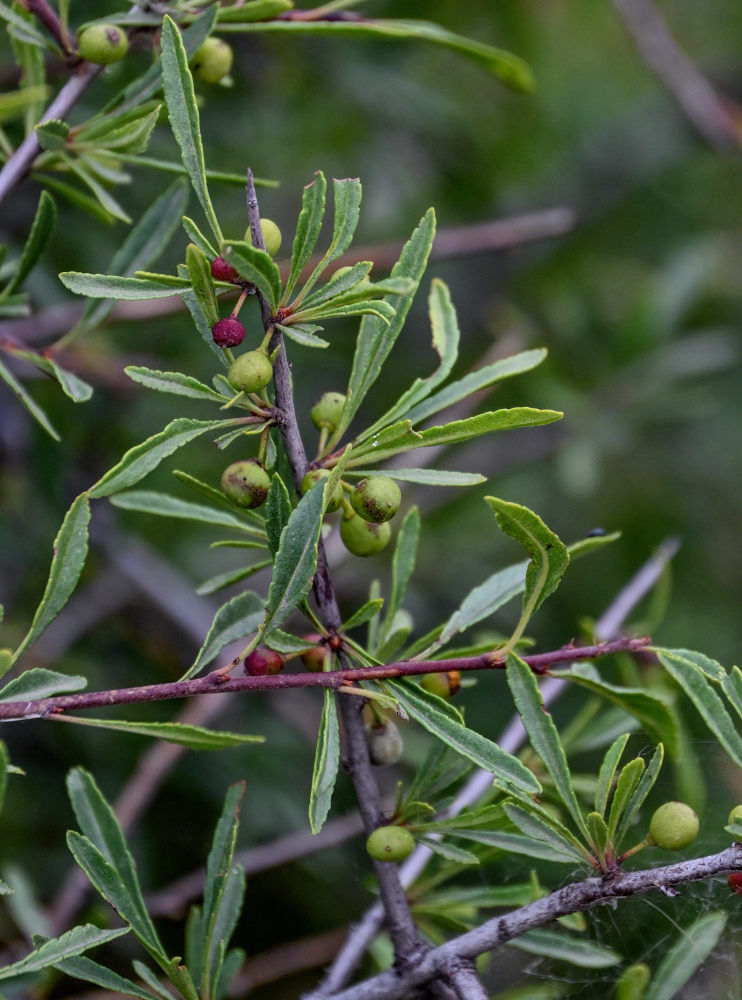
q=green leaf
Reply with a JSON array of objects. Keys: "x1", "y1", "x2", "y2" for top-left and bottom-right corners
[
  {"x1": 125, "y1": 366, "x2": 225, "y2": 402},
  {"x1": 613, "y1": 744, "x2": 664, "y2": 848},
  {"x1": 0, "y1": 668, "x2": 86, "y2": 704},
  {"x1": 55, "y1": 716, "x2": 263, "y2": 750},
  {"x1": 656, "y1": 648, "x2": 742, "y2": 768},
  {"x1": 404, "y1": 349, "x2": 549, "y2": 426},
  {"x1": 0, "y1": 85, "x2": 49, "y2": 124},
  {"x1": 415, "y1": 836, "x2": 479, "y2": 865},
  {"x1": 265, "y1": 474, "x2": 292, "y2": 558},
  {"x1": 262, "y1": 478, "x2": 326, "y2": 637},
  {"x1": 346, "y1": 468, "x2": 485, "y2": 487},
  {"x1": 559, "y1": 663, "x2": 680, "y2": 760},
  {"x1": 182, "y1": 215, "x2": 217, "y2": 259},
  {"x1": 53, "y1": 953, "x2": 156, "y2": 1000},
  {"x1": 333, "y1": 208, "x2": 435, "y2": 445},
  {"x1": 343, "y1": 598, "x2": 384, "y2": 632},
  {"x1": 3, "y1": 190, "x2": 56, "y2": 295},
  {"x1": 298, "y1": 260, "x2": 373, "y2": 309},
  {"x1": 390, "y1": 679, "x2": 540, "y2": 794},
  {"x1": 361, "y1": 279, "x2": 460, "y2": 440},
  {"x1": 224, "y1": 19, "x2": 533, "y2": 92},
  {"x1": 183, "y1": 590, "x2": 265, "y2": 680},
  {"x1": 298, "y1": 177, "x2": 363, "y2": 301},
  {"x1": 502, "y1": 803, "x2": 591, "y2": 864},
  {"x1": 64, "y1": 154, "x2": 131, "y2": 223},
  {"x1": 0, "y1": 925, "x2": 129, "y2": 982},
  {"x1": 295, "y1": 297, "x2": 397, "y2": 325},
  {"x1": 0, "y1": 355, "x2": 59, "y2": 439},
  {"x1": 606, "y1": 757, "x2": 644, "y2": 843},
  {"x1": 202, "y1": 866, "x2": 244, "y2": 996},
  {"x1": 0, "y1": 741, "x2": 8, "y2": 814},
  {"x1": 510, "y1": 929, "x2": 621, "y2": 968},
  {"x1": 173, "y1": 469, "x2": 261, "y2": 519},
  {"x1": 89, "y1": 418, "x2": 243, "y2": 498},
  {"x1": 594, "y1": 734, "x2": 630, "y2": 818},
  {"x1": 285, "y1": 170, "x2": 327, "y2": 300},
  {"x1": 309, "y1": 689, "x2": 340, "y2": 834},
  {"x1": 0, "y1": 4, "x2": 49, "y2": 50},
  {"x1": 506, "y1": 654, "x2": 588, "y2": 838},
  {"x1": 110, "y1": 490, "x2": 266, "y2": 537},
  {"x1": 186, "y1": 242, "x2": 219, "y2": 327},
  {"x1": 276, "y1": 322, "x2": 329, "y2": 348},
  {"x1": 59, "y1": 272, "x2": 187, "y2": 299},
  {"x1": 383, "y1": 506, "x2": 420, "y2": 642},
  {"x1": 586, "y1": 811, "x2": 610, "y2": 863},
  {"x1": 217, "y1": 0, "x2": 293, "y2": 21},
  {"x1": 12, "y1": 494, "x2": 89, "y2": 665},
  {"x1": 487, "y1": 498, "x2": 569, "y2": 646},
  {"x1": 350, "y1": 408, "x2": 562, "y2": 466},
  {"x1": 644, "y1": 912, "x2": 726, "y2": 1000},
  {"x1": 2, "y1": 345, "x2": 92, "y2": 402},
  {"x1": 196, "y1": 559, "x2": 273, "y2": 595},
  {"x1": 160, "y1": 15, "x2": 221, "y2": 243},
  {"x1": 220, "y1": 240, "x2": 282, "y2": 311}
]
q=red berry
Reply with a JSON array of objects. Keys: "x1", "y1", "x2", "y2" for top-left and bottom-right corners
[
  {"x1": 244, "y1": 647, "x2": 284, "y2": 676},
  {"x1": 729, "y1": 873, "x2": 742, "y2": 895},
  {"x1": 300, "y1": 635, "x2": 326, "y2": 672},
  {"x1": 212, "y1": 317, "x2": 245, "y2": 348},
  {"x1": 211, "y1": 256, "x2": 240, "y2": 283}
]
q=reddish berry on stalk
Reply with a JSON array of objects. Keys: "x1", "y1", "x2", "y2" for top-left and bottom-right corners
[
  {"x1": 244, "y1": 647, "x2": 284, "y2": 676},
  {"x1": 729, "y1": 873, "x2": 742, "y2": 895},
  {"x1": 212, "y1": 317, "x2": 245, "y2": 348},
  {"x1": 211, "y1": 256, "x2": 240, "y2": 283},
  {"x1": 300, "y1": 635, "x2": 326, "y2": 672}
]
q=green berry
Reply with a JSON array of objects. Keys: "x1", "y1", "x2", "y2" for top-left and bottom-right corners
[
  {"x1": 366, "y1": 721, "x2": 404, "y2": 766},
  {"x1": 648, "y1": 801, "x2": 699, "y2": 850},
  {"x1": 615, "y1": 964, "x2": 651, "y2": 1000},
  {"x1": 311, "y1": 392, "x2": 346, "y2": 432},
  {"x1": 78, "y1": 23, "x2": 129, "y2": 64},
  {"x1": 729, "y1": 805, "x2": 742, "y2": 826},
  {"x1": 350, "y1": 476, "x2": 401, "y2": 524},
  {"x1": 245, "y1": 218, "x2": 282, "y2": 257},
  {"x1": 301, "y1": 468, "x2": 343, "y2": 512},
  {"x1": 191, "y1": 37, "x2": 233, "y2": 84},
  {"x1": 420, "y1": 671, "x2": 461, "y2": 699},
  {"x1": 366, "y1": 825, "x2": 415, "y2": 863},
  {"x1": 340, "y1": 513, "x2": 391, "y2": 557},
  {"x1": 220, "y1": 459, "x2": 270, "y2": 509},
  {"x1": 228, "y1": 350, "x2": 273, "y2": 393}
]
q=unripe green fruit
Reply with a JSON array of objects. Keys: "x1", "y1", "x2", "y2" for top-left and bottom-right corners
[
  {"x1": 366, "y1": 721, "x2": 404, "y2": 766},
  {"x1": 220, "y1": 459, "x2": 270, "y2": 509},
  {"x1": 420, "y1": 671, "x2": 461, "y2": 699},
  {"x1": 245, "y1": 218, "x2": 282, "y2": 257},
  {"x1": 191, "y1": 37, "x2": 233, "y2": 84},
  {"x1": 228, "y1": 350, "x2": 273, "y2": 393},
  {"x1": 366, "y1": 825, "x2": 415, "y2": 863},
  {"x1": 648, "y1": 801, "x2": 699, "y2": 850},
  {"x1": 78, "y1": 23, "x2": 129, "y2": 64},
  {"x1": 351, "y1": 476, "x2": 401, "y2": 524},
  {"x1": 615, "y1": 963, "x2": 651, "y2": 1000},
  {"x1": 729, "y1": 805, "x2": 742, "y2": 826},
  {"x1": 301, "y1": 468, "x2": 343, "y2": 512},
  {"x1": 311, "y1": 392, "x2": 346, "y2": 432},
  {"x1": 340, "y1": 513, "x2": 391, "y2": 557}
]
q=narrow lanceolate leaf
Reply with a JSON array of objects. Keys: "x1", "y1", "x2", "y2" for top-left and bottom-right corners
[
  {"x1": 2, "y1": 345, "x2": 92, "y2": 402},
  {"x1": 160, "y1": 15, "x2": 221, "y2": 243},
  {"x1": 265, "y1": 474, "x2": 292, "y2": 558},
  {"x1": 299, "y1": 177, "x2": 363, "y2": 300},
  {"x1": 405, "y1": 348, "x2": 548, "y2": 426},
  {"x1": 349, "y1": 408, "x2": 562, "y2": 466},
  {"x1": 453, "y1": 828, "x2": 579, "y2": 863},
  {"x1": 59, "y1": 273, "x2": 187, "y2": 300},
  {"x1": 486, "y1": 497, "x2": 569, "y2": 628},
  {"x1": 196, "y1": 560, "x2": 272, "y2": 596},
  {"x1": 333, "y1": 208, "x2": 436, "y2": 445},
  {"x1": 594, "y1": 734, "x2": 630, "y2": 818},
  {"x1": 183, "y1": 590, "x2": 265, "y2": 680},
  {"x1": 125, "y1": 366, "x2": 226, "y2": 402},
  {"x1": 110, "y1": 491, "x2": 266, "y2": 538},
  {"x1": 361, "y1": 279, "x2": 460, "y2": 441},
  {"x1": 89, "y1": 418, "x2": 243, "y2": 497},
  {"x1": 342, "y1": 598, "x2": 384, "y2": 632},
  {"x1": 644, "y1": 912, "x2": 726, "y2": 1000},
  {"x1": 614, "y1": 743, "x2": 664, "y2": 848},
  {"x1": 503, "y1": 803, "x2": 591, "y2": 865},
  {"x1": 510, "y1": 929, "x2": 621, "y2": 968},
  {"x1": 506, "y1": 654, "x2": 588, "y2": 838},
  {"x1": 0, "y1": 355, "x2": 59, "y2": 439},
  {"x1": 220, "y1": 240, "x2": 282, "y2": 311},
  {"x1": 346, "y1": 468, "x2": 486, "y2": 487},
  {"x1": 416, "y1": 836, "x2": 479, "y2": 865},
  {"x1": 298, "y1": 261, "x2": 372, "y2": 310},
  {"x1": 203, "y1": 783, "x2": 244, "y2": 928},
  {"x1": 12, "y1": 494, "x2": 90, "y2": 665},
  {"x1": 606, "y1": 757, "x2": 644, "y2": 843},
  {"x1": 225, "y1": 19, "x2": 533, "y2": 92},
  {"x1": 0, "y1": 668, "x2": 86, "y2": 704},
  {"x1": 0, "y1": 741, "x2": 8, "y2": 814},
  {"x1": 4, "y1": 190, "x2": 56, "y2": 295},
  {"x1": 54, "y1": 716, "x2": 263, "y2": 750},
  {"x1": 0, "y1": 925, "x2": 129, "y2": 982},
  {"x1": 186, "y1": 242, "x2": 219, "y2": 327},
  {"x1": 262, "y1": 479, "x2": 326, "y2": 637},
  {"x1": 285, "y1": 170, "x2": 327, "y2": 301},
  {"x1": 53, "y1": 953, "x2": 156, "y2": 1000},
  {"x1": 390, "y1": 679, "x2": 540, "y2": 794},
  {"x1": 656, "y1": 648, "x2": 742, "y2": 768},
  {"x1": 203, "y1": 865, "x2": 244, "y2": 996},
  {"x1": 384, "y1": 507, "x2": 420, "y2": 638},
  {"x1": 309, "y1": 689, "x2": 340, "y2": 834}
]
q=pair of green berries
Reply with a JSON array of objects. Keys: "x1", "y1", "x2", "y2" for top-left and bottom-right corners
[
  {"x1": 78, "y1": 25, "x2": 232, "y2": 81},
  {"x1": 301, "y1": 468, "x2": 401, "y2": 557}
]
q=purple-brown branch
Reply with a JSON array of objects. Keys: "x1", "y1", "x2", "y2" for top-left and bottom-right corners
[{"x1": 0, "y1": 637, "x2": 649, "y2": 722}]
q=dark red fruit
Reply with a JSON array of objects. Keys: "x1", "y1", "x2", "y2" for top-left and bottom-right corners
[
  {"x1": 244, "y1": 647, "x2": 284, "y2": 676},
  {"x1": 211, "y1": 256, "x2": 240, "y2": 283},
  {"x1": 729, "y1": 873, "x2": 742, "y2": 895},
  {"x1": 212, "y1": 317, "x2": 245, "y2": 348},
  {"x1": 300, "y1": 634, "x2": 326, "y2": 672}
]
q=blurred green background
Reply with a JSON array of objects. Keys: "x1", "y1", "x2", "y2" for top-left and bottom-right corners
[{"x1": 1, "y1": 1, "x2": 742, "y2": 997}]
